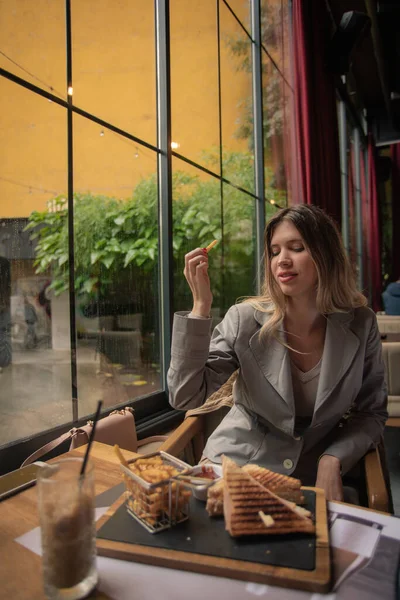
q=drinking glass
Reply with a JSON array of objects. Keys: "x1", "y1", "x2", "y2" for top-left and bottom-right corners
[{"x1": 37, "y1": 458, "x2": 98, "y2": 600}]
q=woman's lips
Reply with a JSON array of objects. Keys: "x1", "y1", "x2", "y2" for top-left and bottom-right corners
[{"x1": 278, "y1": 273, "x2": 297, "y2": 283}]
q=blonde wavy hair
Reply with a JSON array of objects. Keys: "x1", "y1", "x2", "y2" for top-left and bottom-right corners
[{"x1": 245, "y1": 205, "x2": 367, "y2": 338}]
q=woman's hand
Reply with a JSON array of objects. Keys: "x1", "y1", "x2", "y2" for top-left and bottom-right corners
[
  {"x1": 315, "y1": 455, "x2": 344, "y2": 502},
  {"x1": 183, "y1": 248, "x2": 213, "y2": 317},
  {"x1": 184, "y1": 248, "x2": 213, "y2": 317}
]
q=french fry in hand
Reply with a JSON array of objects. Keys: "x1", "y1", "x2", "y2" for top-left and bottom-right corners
[{"x1": 205, "y1": 239, "x2": 218, "y2": 252}]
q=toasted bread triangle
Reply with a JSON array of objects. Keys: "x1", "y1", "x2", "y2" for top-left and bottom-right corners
[
  {"x1": 206, "y1": 462, "x2": 304, "y2": 516},
  {"x1": 243, "y1": 463, "x2": 305, "y2": 504},
  {"x1": 222, "y1": 456, "x2": 315, "y2": 537},
  {"x1": 243, "y1": 464, "x2": 301, "y2": 489}
]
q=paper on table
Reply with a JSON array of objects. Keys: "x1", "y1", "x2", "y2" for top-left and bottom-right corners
[
  {"x1": 15, "y1": 507, "x2": 109, "y2": 556},
  {"x1": 327, "y1": 502, "x2": 400, "y2": 596},
  {"x1": 98, "y1": 558, "x2": 314, "y2": 600},
  {"x1": 329, "y1": 501, "x2": 400, "y2": 541},
  {"x1": 330, "y1": 516, "x2": 381, "y2": 556}
]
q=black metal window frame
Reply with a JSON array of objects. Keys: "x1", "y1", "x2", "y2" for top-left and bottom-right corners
[{"x1": 0, "y1": 0, "x2": 288, "y2": 473}]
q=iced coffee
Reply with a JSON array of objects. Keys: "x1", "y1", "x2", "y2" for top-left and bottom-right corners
[{"x1": 37, "y1": 458, "x2": 98, "y2": 600}]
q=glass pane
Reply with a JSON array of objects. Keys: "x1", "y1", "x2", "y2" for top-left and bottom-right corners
[
  {"x1": 0, "y1": 79, "x2": 69, "y2": 446},
  {"x1": 0, "y1": 0, "x2": 66, "y2": 99},
  {"x1": 171, "y1": 155, "x2": 257, "y2": 324},
  {"x1": 262, "y1": 56, "x2": 289, "y2": 207},
  {"x1": 170, "y1": 0, "x2": 220, "y2": 172},
  {"x1": 72, "y1": 1, "x2": 156, "y2": 145},
  {"x1": 225, "y1": 0, "x2": 251, "y2": 34},
  {"x1": 220, "y1": 0, "x2": 254, "y2": 192},
  {"x1": 221, "y1": 183, "x2": 256, "y2": 312},
  {"x1": 265, "y1": 197, "x2": 283, "y2": 223},
  {"x1": 73, "y1": 115, "x2": 161, "y2": 418},
  {"x1": 261, "y1": 0, "x2": 290, "y2": 78},
  {"x1": 172, "y1": 158, "x2": 222, "y2": 317}
]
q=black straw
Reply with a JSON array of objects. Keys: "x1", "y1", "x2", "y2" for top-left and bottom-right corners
[{"x1": 80, "y1": 400, "x2": 103, "y2": 477}]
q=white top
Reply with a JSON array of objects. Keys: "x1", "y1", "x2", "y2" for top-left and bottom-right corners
[{"x1": 290, "y1": 357, "x2": 322, "y2": 417}]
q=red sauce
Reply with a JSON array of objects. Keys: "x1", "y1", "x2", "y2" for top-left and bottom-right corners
[{"x1": 194, "y1": 466, "x2": 219, "y2": 480}]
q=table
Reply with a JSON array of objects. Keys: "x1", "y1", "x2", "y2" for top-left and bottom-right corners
[
  {"x1": 1, "y1": 443, "x2": 399, "y2": 600},
  {"x1": 0, "y1": 442, "x2": 136, "y2": 600}
]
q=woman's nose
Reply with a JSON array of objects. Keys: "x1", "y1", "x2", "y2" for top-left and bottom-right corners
[{"x1": 278, "y1": 252, "x2": 292, "y2": 266}]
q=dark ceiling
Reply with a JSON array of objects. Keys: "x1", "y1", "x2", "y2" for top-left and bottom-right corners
[{"x1": 326, "y1": 0, "x2": 400, "y2": 144}]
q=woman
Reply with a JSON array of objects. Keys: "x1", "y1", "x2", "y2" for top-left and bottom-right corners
[{"x1": 167, "y1": 205, "x2": 388, "y2": 501}]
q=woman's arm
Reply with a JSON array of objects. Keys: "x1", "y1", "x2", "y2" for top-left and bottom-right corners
[
  {"x1": 167, "y1": 305, "x2": 240, "y2": 411},
  {"x1": 315, "y1": 455, "x2": 343, "y2": 501},
  {"x1": 318, "y1": 314, "x2": 388, "y2": 475}
]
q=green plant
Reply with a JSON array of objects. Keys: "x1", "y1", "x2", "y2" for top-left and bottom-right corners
[{"x1": 26, "y1": 151, "x2": 279, "y2": 316}]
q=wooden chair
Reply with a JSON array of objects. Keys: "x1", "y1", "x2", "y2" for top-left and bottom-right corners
[
  {"x1": 382, "y1": 342, "x2": 400, "y2": 418},
  {"x1": 160, "y1": 409, "x2": 394, "y2": 514}
]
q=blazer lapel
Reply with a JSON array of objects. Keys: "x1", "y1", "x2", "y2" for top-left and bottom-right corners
[
  {"x1": 249, "y1": 310, "x2": 295, "y2": 414},
  {"x1": 248, "y1": 308, "x2": 359, "y2": 420},
  {"x1": 312, "y1": 311, "x2": 359, "y2": 421}
]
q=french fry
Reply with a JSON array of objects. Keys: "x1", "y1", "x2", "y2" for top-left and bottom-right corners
[
  {"x1": 114, "y1": 444, "x2": 130, "y2": 468},
  {"x1": 205, "y1": 239, "x2": 218, "y2": 252},
  {"x1": 122, "y1": 454, "x2": 192, "y2": 529}
]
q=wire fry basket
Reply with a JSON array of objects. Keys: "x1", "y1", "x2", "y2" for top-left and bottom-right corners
[{"x1": 120, "y1": 451, "x2": 192, "y2": 534}]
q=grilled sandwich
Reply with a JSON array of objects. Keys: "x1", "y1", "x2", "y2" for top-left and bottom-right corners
[
  {"x1": 222, "y1": 456, "x2": 315, "y2": 536},
  {"x1": 206, "y1": 462, "x2": 305, "y2": 517},
  {"x1": 243, "y1": 464, "x2": 305, "y2": 504}
]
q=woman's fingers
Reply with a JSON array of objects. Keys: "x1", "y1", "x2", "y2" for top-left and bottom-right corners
[
  {"x1": 183, "y1": 248, "x2": 213, "y2": 313},
  {"x1": 184, "y1": 249, "x2": 208, "y2": 280},
  {"x1": 184, "y1": 247, "x2": 207, "y2": 268},
  {"x1": 184, "y1": 259, "x2": 209, "y2": 295},
  {"x1": 186, "y1": 255, "x2": 208, "y2": 277}
]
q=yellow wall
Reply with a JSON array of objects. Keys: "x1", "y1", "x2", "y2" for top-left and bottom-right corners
[{"x1": 0, "y1": 0, "x2": 252, "y2": 218}]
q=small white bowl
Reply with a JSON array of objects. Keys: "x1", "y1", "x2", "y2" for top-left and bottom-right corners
[{"x1": 189, "y1": 464, "x2": 223, "y2": 501}]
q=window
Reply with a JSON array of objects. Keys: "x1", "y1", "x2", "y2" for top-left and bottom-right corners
[{"x1": 0, "y1": 0, "x2": 293, "y2": 470}]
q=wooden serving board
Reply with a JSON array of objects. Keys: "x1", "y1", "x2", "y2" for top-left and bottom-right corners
[{"x1": 96, "y1": 486, "x2": 330, "y2": 593}]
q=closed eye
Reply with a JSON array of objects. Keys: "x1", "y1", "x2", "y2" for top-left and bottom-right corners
[{"x1": 270, "y1": 245, "x2": 304, "y2": 256}]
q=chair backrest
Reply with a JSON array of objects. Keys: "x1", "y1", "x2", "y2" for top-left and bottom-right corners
[
  {"x1": 377, "y1": 315, "x2": 400, "y2": 334},
  {"x1": 382, "y1": 342, "x2": 400, "y2": 417}
]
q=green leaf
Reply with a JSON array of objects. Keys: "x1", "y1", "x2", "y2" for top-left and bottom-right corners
[
  {"x1": 101, "y1": 255, "x2": 115, "y2": 269},
  {"x1": 124, "y1": 249, "x2": 137, "y2": 267},
  {"x1": 82, "y1": 278, "x2": 99, "y2": 294},
  {"x1": 90, "y1": 251, "x2": 103, "y2": 265}
]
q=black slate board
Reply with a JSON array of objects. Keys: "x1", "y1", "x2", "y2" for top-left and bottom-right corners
[{"x1": 97, "y1": 489, "x2": 316, "y2": 571}]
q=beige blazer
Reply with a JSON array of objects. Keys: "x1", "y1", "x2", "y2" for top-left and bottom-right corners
[{"x1": 167, "y1": 303, "x2": 388, "y2": 482}]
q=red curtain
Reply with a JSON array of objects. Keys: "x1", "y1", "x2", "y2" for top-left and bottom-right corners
[
  {"x1": 391, "y1": 144, "x2": 400, "y2": 279},
  {"x1": 368, "y1": 134, "x2": 382, "y2": 311},
  {"x1": 360, "y1": 150, "x2": 371, "y2": 296},
  {"x1": 292, "y1": 0, "x2": 342, "y2": 225},
  {"x1": 348, "y1": 142, "x2": 356, "y2": 267}
]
